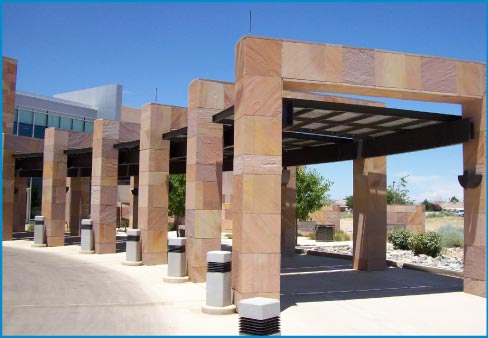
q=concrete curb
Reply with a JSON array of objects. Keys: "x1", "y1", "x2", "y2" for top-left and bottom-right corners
[
  {"x1": 31, "y1": 244, "x2": 47, "y2": 248},
  {"x1": 122, "y1": 260, "x2": 143, "y2": 266},
  {"x1": 201, "y1": 304, "x2": 236, "y2": 315},
  {"x1": 163, "y1": 276, "x2": 190, "y2": 283},
  {"x1": 296, "y1": 248, "x2": 463, "y2": 279},
  {"x1": 80, "y1": 250, "x2": 95, "y2": 255}
]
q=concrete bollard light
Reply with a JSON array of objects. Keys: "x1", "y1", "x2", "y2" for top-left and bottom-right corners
[
  {"x1": 80, "y1": 219, "x2": 95, "y2": 254},
  {"x1": 238, "y1": 297, "x2": 281, "y2": 336},
  {"x1": 163, "y1": 238, "x2": 189, "y2": 283},
  {"x1": 32, "y1": 215, "x2": 46, "y2": 247},
  {"x1": 122, "y1": 229, "x2": 143, "y2": 266},
  {"x1": 201, "y1": 251, "x2": 236, "y2": 315}
]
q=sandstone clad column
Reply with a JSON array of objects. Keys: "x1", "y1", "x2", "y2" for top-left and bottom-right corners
[
  {"x1": 281, "y1": 167, "x2": 296, "y2": 257},
  {"x1": 462, "y1": 94, "x2": 486, "y2": 297},
  {"x1": 91, "y1": 120, "x2": 119, "y2": 254},
  {"x1": 13, "y1": 177, "x2": 28, "y2": 232},
  {"x1": 185, "y1": 80, "x2": 233, "y2": 282},
  {"x1": 67, "y1": 177, "x2": 82, "y2": 236},
  {"x1": 2, "y1": 57, "x2": 17, "y2": 240},
  {"x1": 138, "y1": 104, "x2": 171, "y2": 265},
  {"x1": 232, "y1": 37, "x2": 283, "y2": 304},
  {"x1": 129, "y1": 176, "x2": 139, "y2": 229},
  {"x1": 352, "y1": 156, "x2": 387, "y2": 271},
  {"x1": 42, "y1": 128, "x2": 69, "y2": 247}
]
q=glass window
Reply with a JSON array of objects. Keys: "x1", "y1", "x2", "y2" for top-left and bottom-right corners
[
  {"x1": 72, "y1": 119, "x2": 84, "y2": 132},
  {"x1": 34, "y1": 112, "x2": 47, "y2": 126},
  {"x1": 13, "y1": 122, "x2": 17, "y2": 135},
  {"x1": 84, "y1": 121, "x2": 94, "y2": 133},
  {"x1": 14, "y1": 109, "x2": 18, "y2": 123},
  {"x1": 60, "y1": 117, "x2": 72, "y2": 130},
  {"x1": 18, "y1": 110, "x2": 33, "y2": 124},
  {"x1": 18, "y1": 123, "x2": 33, "y2": 137},
  {"x1": 33, "y1": 126, "x2": 46, "y2": 139},
  {"x1": 47, "y1": 115, "x2": 60, "y2": 128}
]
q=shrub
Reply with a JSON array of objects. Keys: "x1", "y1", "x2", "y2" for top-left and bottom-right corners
[
  {"x1": 410, "y1": 231, "x2": 442, "y2": 257},
  {"x1": 308, "y1": 232, "x2": 316, "y2": 240},
  {"x1": 388, "y1": 229, "x2": 413, "y2": 250},
  {"x1": 26, "y1": 223, "x2": 34, "y2": 232},
  {"x1": 437, "y1": 224, "x2": 464, "y2": 248},
  {"x1": 224, "y1": 233, "x2": 232, "y2": 239},
  {"x1": 333, "y1": 229, "x2": 351, "y2": 241},
  {"x1": 168, "y1": 222, "x2": 177, "y2": 232}
]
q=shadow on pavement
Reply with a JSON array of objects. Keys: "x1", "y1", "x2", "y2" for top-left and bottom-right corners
[
  {"x1": 11, "y1": 232, "x2": 127, "y2": 253},
  {"x1": 280, "y1": 253, "x2": 462, "y2": 311}
]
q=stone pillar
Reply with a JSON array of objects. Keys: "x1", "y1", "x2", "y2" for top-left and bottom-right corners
[
  {"x1": 185, "y1": 80, "x2": 232, "y2": 282},
  {"x1": 232, "y1": 37, "x2": 283, "y2": 304},
  {"x1": 2, "y1": 57, "x2": 16, "y2": 135},
  {"x1": 281, "y1": 167, "x2": 296, "y2": 256},
  {"x1": 138, "y1": 104, "x2": 171, "y2": 265},
  {"x1": 91, "y1": 120, "x2": 119, "y2": 254},
  {"x1": 462, "y1": 95, "x2": 486, "y2": 297},
  {"x1": 13, "y1": 177, "x2": 28, "y2": 232},
  {"x1": 67, "y1": 177, "x2": 82, "y2": 236},
  {"x1": 42, "y1": 128, "x2": 69, "y2": 247},
  {"x1": 2, "y1": 57, "x2": 17, "y2": 240},
  {"x1": 129, "y1": 176, "x2": 139, "y2": 229},
  {"x1": 352, "y1": 156, "x2": 387, "y2": 271}
]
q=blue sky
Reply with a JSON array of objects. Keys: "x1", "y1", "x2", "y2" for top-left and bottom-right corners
[{"x1": 2, "y1": 2, "x2": 486, "y2": 202}]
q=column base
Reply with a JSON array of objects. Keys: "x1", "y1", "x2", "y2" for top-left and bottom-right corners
[
  {"x1": 163, "y1": 275, "x2": 189, "y2": 283},
  {"x1": 31, "y1": 244, "x2": 47, "y2": 248},
  {"x1": 80, "y1": 250, "x2": 95, "y2": 254},
  {"x1": 201, "y1": 304, "x2": 236, "y2": 315},
  {"x1": 122, "y1": 260, "x2": 143, "y2": 266}
]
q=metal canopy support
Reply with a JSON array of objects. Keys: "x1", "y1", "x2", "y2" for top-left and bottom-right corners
[{"x1": 283, "y1": 119, "x2": 473, "y2": 166}]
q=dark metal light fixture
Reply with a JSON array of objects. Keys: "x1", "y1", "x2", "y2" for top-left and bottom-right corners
[
  {"x1": 131, "y1": 188, "x2": 138, "y2": 196},
  {"x1": 281, "y1": 169, "x2": 291, "y2": 186},
  {"x1": 458, "y1": 170, "x2": 482, "y2": 189}
]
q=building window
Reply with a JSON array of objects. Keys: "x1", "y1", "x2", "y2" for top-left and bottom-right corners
[
  {"x1": 60, "y1": 117, "x2": 72, "y2": 130},
  {"x1": 84, "y1": 121, "x2": 94, "y2": 133},
  {"x1": 72, "y1": 119, "x2": 84, "y2": 132},
  {"x1": 33, "y1": 112, "x2": 47, "y2": 139},
  {"x1": 17, "y1": 109, "x2": 33, "y2": 137},
  {"x1": 47, "y1": 115, "x2": 60, "y2": 128}
]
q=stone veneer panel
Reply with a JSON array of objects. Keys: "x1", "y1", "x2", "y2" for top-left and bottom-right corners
[
  {"x1": 42, "y1": 128, "x2": 69, "y2": 247},
  {"x1": 232, "y1": 37, "x2": 283, "y2": 305},
  {"x1": 138, "y1": 104, "x2": 172, "y2": 265},
  {"x1": 91, "y1": 120, "x2": 140, "y2": 254},
  {"x1": 352, "y1": 156, "x2": 387, "y2": 271},
  {"x1": 462, "y1": 95, "x2": 486, "y2": 298},
  {"x1": 185, "y1": 80, "x2": 233, "y2": 282},
  {"x1": 281, "y1": 167, "x2": 296, "y2": 257},
  {"x1": 2, "y1": 57, "x2": 16, "y2": 135},
  {"x1": 2, "y1": 134, "x2": 44, "y2": 239}
]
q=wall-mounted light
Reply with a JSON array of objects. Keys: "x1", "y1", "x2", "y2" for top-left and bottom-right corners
[
  {"x1": 458, "y1": 170, "x2": 482, "y2": 190},
  {"x1": 66, "y1": 186, "x2": 70, "y2": 193},
  {"x1": 131, "y1": 188, "x2": 138, "y2": 196}
]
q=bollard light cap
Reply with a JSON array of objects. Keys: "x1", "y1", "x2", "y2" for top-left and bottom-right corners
[
  {"x1": 207, "y1": 251, "x2": 231, "y2": 263},
  {"x1": 34, "y1": 216, "x2": 45, "y2": 221},
  {"x1": 127, "y1": 229, "x2": 141, "y2": 236},
  {"x1": 238, "y1": 297, "x2": 280, "y2": 320},
  {"x1": 169, "y1": 237, "x2": 186, "y2": 246},
  {"x1": 81, "y1": 219, "x2": 92, "y2": 225}
]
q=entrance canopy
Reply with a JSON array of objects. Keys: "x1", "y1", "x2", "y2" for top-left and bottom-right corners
[{"x1": 212, "y1": 98, "x2": 472, "y2": 166}]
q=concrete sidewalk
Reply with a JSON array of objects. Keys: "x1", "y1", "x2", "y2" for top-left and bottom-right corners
[{"x1": 2, "y1": 238, "x2": 486, "y2": 335}]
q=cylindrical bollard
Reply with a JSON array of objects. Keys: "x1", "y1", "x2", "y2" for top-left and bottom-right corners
[
  {"x1": 201, "y1": 251, "x2": 236, "y2": 315},
  {"x1": 239, "y1": 297, "x2": 281, "y2": 336},
  {"x1": 163, "y1": 238, "x2": 189, "y2": 283},
  {"x1": 122, "y1": 229, "x2": 143, "y2": 266},
  {"x1": 80, "y1": 219, "x2": 95, "y2": 254},
  {"x1": 32, "y1": 216, "x2": 46, "y2": 247}
]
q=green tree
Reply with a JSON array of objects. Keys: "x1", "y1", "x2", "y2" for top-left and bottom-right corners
[
  {"x1": 345, "y1": 195, "x2": 353, "y2": 209},
  {"x1": 169, "y1": 174, "x2": 186, "y2": 225},
  {"x1": 449, "y1": 196, "x2": 460, "y2": 203},
  {"x1": 421, "y1": 199, "x2": 442, "y2": 212},
  {"x1": 296, "y1": 167, "x2": 333, "y2": 221},
  {"x1": 387, "y1": 175, "x2": 412, "y2": 205}
]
